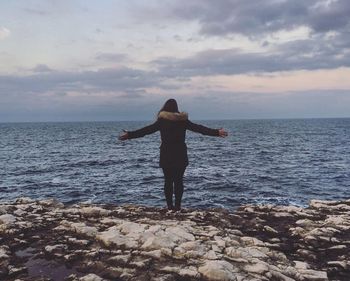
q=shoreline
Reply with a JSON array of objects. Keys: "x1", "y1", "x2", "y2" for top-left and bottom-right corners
[{"x1": 1, "y1": 197, "x2": 349, "y2": 281}]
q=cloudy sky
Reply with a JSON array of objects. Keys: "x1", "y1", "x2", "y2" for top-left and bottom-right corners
[{"x1": 1, "y1": 0, "x2": 350, "y2": 122}]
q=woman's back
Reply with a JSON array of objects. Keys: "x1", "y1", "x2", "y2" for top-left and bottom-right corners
[
  {"x1": 158, "y1": 112, "x2": 187, "y2": 145},
  {"x1": 119, "y1": 98, "x2": 228, "y2": 211}
]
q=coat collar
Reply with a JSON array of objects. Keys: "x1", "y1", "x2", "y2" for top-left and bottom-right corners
[{"x1": 158, "y1": 111, "x2": 188, "y2": 121}]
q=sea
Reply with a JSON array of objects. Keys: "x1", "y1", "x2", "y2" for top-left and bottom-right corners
[{"x1": 0, "y1": 118, "x2": 349, "y2": 210}]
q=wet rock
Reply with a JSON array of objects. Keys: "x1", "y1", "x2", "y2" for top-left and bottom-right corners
[
  {"x1": 38, "y1": 198, "x2": 64, "y2": 208},
  {"x1": 1, "y1": 197, "x2": 350, "y2": 280},
  {"x1": 15, "y1": 197, "x2": 35, "y2": 204},
  {"x1": 8, "y1": 265, "x2": 27, "y2": 276}
]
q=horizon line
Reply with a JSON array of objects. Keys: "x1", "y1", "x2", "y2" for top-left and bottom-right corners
[{"x1": 1, "y1": 116, "x2": 350, "y2": 124}]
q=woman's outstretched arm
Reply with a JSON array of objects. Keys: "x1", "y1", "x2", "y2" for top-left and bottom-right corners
[
  {"x1": 186, "y1": 120, "x2": 228, "y2": 137},
  {"x1": 119, "y1": 120, "x2": 160, "y2": 140}
]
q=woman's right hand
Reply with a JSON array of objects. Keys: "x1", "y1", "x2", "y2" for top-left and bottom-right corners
[
  {"x1": 218, "y1": 128, "x2": 228, "y2": 137},
  {"x1": 118, "y1": 130, "x2": 129, "y2": 141}
]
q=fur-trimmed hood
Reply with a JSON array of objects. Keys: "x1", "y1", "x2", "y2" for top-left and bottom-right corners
[{"x1": 158, "y1": 111, "x2": 188, "y2": 121}]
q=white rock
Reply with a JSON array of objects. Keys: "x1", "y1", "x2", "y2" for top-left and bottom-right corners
[
  {"x1": 244, "y1": 262, "x2": 269, "y2": 274},
  {"x1": 38, "y1": 198, "x2": 64, "y2": 208},
  {"x1": 0, "y1": 205, "x2": 10, "y2": 215},
  {"x1": 277, "y1": 205, "x2": 303, "y2": 213},
  {"x1": 240, "y1": 236, "x2": 265, "y2": 247},
  {"x1": 264, "y1": 225, "x2": 278, "y2": 234},
  {"x1": 308, "y1": 227, "x2": 340, "y2": 237},
  {"x1": 325, "y1": 215, "x2": 350, "y2": 226},
  {"x1": 174, "y1": 241, "x2": 206, "y2": 258},
  {"x1": 225, "y1": 247, "x2": 268, "y2": 260},
  {"x1": 148, "y1": 225, "x2": 162, "y2": 233},
  {"x1": 204, "y1": 250, "x2": 218, "y2": 260},
  {"x1": 269, "y1": 270, "x2": 295, "y2": 281},
  {"x1": 294, "y1": 261, "x2": 310, "y2": 269},
  {"x1": 142, "y1": 249, "x2": 162, "y2": 259},
  {"x1": 272, "y1": 212, "x2": 294, "y2": 218},
  {"x1": 100, "y1": 217, "x2": 124, "y2": 225},
  {"x1": 0, "y1": 214, "x2": 16, "y2": 224},
  {"x1": 165, "y1": 226, "x2": 195, "y2": 242},
  {"x1": 79, "y1": 273, "x2": 105, "y2": 281},
  {"x1": 80, "y1": 206, "x2": 110, "y2": 216},
  {"x1": 309, "y1": 199, "x2": 338, "y2": 208},
  {"x1": 327, "y1": 261, "x2": 349, "y2": 269},
  {"x1": 212, "y1": 244, "x2": 221, "y2": 253},
  {"x1": 0, "y1": 247, "x2": 9, "y2": 259},
  {"x1": 298, "y1": 269, "x2": 328, "y2": 281},
  {"x1": 108, "y1": 254, "x2": 131, "y2": 264},
  {"x1": 69, "y1": 222, "x2": 98, "y2": 237},
  {"x1": 198, "y1": 260, "x2": 238, "y2": 281},
  {"x1": 67, "y1": 237, "x2": 90, "y2": 246},
  {"x1": 214, "y1": 236, "x2": 226, "y2": 247},
  {"x1": 118, "y1": 222, "x2": 147, "y2": 235},
  {"x1": 161, "y1": 266, "x2": 180, "y2": 273},
  {"x1": 142, "y1": 235, "x2": 175, "y2": 250},
  {"x1": 160, "y1": 247, "x2": 172, "y2": 257},
  {"x1": 179, "y1": 266, "x2": 199, "y2": 278},
  {"x1": 295, "y1": 219, "x2": 315, "y2": 227},
  {"x1": 328, "y1": 244, "x2": 347, "y2": 250},
  {"x1": 14, "y1": 209, "x2": 26, "y2": 216},
  {"x1": 44, "y1": 244, "x2": 67, "y2": 253},
  {"x1": 97, "y1": 226, "x2": 138, "y2": 248}
]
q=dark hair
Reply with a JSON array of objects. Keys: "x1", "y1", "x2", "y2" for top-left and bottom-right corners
[{"x1": 158, "y1": 99, "x2": 179, "y2": 115}]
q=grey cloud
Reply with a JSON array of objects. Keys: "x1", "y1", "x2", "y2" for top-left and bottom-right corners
[
  {"x1": 0, "y1": 67, "x2": 164, "y2": 122},
  {"x1": 95, "y1": 53, "x2": 129, "y2": 62},
  {"x1": 0, "y1": 67, "x2": 160, "y2": 96},
  {"x1": 162, "y1": 0, "x2": 350, "y2": 36},
  {"x1": 179, "y1": 89, "x2": 350, "y2": 120},
  {"x1": 23, "y1": 8, "x2": 49, "y2": 16},
  {"x1": 153, "y1": 44, "x2": 350, "y2": 77},
  {"x1": 142, "y1": 0, "x2": 350, "y2": 74},
  {"x1": 32, "y1": 64, "x2": 53, "y2": 73},
  {"x1": 308, "y1": 0, "x2": 350, "y2": 32}
]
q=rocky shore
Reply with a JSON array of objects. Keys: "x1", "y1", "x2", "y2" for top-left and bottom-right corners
[{"x1": 1, "y1": 198, "x2": 350, "y2": 281}]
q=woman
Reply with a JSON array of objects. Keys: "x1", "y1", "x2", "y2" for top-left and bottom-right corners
[{"x1": 119, "y1": 99, "x2": 228, "y2": 212}]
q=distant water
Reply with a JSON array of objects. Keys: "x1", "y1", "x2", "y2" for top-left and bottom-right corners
[{"x1": 0, "y1": 119, "x2": 349, "y2": 210}]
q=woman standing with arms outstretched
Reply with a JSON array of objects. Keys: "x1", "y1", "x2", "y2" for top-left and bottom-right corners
[{"x1": 119, "y1": 99, "x2": 228, "y2": 212}]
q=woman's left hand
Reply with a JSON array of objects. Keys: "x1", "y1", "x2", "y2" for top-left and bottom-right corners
[{"x1": 118, "y1": 130, "x2": 129, "y2": 141}]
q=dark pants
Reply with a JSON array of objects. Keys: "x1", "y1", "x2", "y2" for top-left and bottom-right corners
[{"x1": 162, "y1": 166, "x2": 186, "y2": 210}]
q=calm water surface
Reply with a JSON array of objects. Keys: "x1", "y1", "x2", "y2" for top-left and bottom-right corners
[{"x1": 0, "y1": 118, "x2": 349, "y2": 210}]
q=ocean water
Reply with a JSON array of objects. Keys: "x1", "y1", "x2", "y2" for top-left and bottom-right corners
[{"x1": 0, "y1": 118, "x2": 349, "y2": 210}]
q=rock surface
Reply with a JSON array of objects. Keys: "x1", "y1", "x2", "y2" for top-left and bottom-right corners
[{"x1": 0, "y1": 197, "x2": 349, "y2": 280}]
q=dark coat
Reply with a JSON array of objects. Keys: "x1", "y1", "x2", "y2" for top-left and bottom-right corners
[{"x1": 127, "y1": 111, "x2": 219, "y2": 168}]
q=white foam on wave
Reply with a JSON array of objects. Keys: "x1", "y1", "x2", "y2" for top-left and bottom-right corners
[{"x1": 52, "y1": 177, "x2": 61, "y2": 184}]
